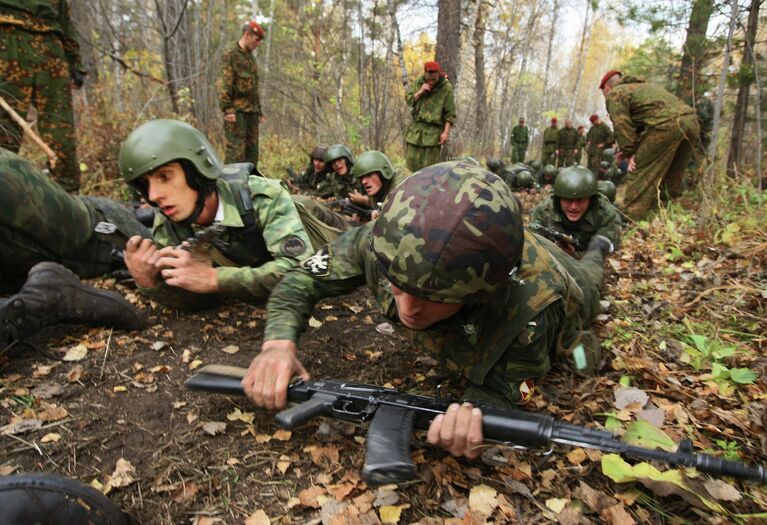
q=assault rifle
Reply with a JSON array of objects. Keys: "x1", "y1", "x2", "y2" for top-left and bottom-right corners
[
  {"x1": 325, "y1": 198, "x2": 374, "y2": 221},
  {"x1": 94, "y1": 222, "x2": 227, "y2": 257},
  {"x1": 185, "y1": 365, "x2": 766, "y2": 487},
  {"x1": 529, "y1": 223, "x2": 586, "y2": 252}
]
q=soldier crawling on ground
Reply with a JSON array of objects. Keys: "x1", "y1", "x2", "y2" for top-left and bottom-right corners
[{"x1": 286, "y1": 144, "x2": 330, "y2": 196}]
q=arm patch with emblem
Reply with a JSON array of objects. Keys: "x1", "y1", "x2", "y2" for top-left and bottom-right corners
[
  {"x1": 281, "y1": 235, "x2": 307, "y2": 257},
  {"x1": 300, "y1": 245, "x2": 332, "y2": 276}
]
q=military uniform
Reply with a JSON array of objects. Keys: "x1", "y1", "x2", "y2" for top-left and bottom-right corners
[
  {"x1": 558, "y1": 125, "x2": 579, "y2": 167},
  {"x1": 531, "y1": 194, "x2": 622, "y2": 255},
  {"x1": 314, "y1": 171, "x2": 359, "y2": 201},
  {"x1": 219, "y1": 42, "x2": 261, "y2": 167},
  {"x1": 577, "y1": 131, "x2": 586, "y2": 164},
  {"x1": 0, "y1": 148, "x2": 149, "y2": 292},
  {"x1": 542, "y1": 126, "x2": 559, "y2": 166},
  {"x1": 140, "y1": 173, "x2": 313, "y2": 310},
  {"x1": 264, "y1": 162, "x2": 605, "y2": 409},
  {"x1": 0, "y1": 0, "x2": 84, "y2": 192},
  {"x1": 405, "y1": 75, "x2": 456, "y2": 172},
  {"x1": 295, "y1": 161, "x2": 328, "y2": 195},
  {"x1": 606, "y1": 75, "x2": 700, "y2": 218},
  {"x1": 586, "y1": 122, "x2": 614, "y2": 173},
  {"x1": 510, "y1": 124, "x2": 529, "y2": 163}
]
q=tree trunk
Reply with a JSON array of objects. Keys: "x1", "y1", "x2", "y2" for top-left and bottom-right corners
[
  {"x1": 568, "y1": 0, "x2": 592, "y2": 118},
  {"x1": 473, "y1": 0, "x2": 488, "y2": 150},
  {"x1": 676, "y1": 0, "x2": 715, "y2": 104},
  {"x1": 542, "y1": 0, "x2": 560, "y2": 116},
  {"x1": 436, "y1": 0, "x2": 462, "y2": 83}
]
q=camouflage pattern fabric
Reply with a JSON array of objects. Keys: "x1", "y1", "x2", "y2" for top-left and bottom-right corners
[
  {"x1": 264, "y1": 161, "x2": 605, "y2": 408},
  {"x1": 218, "y1": 43, "x2": 261, "y2": 167},
  {"x1": 542, "y1": 127, "x2": 559, "y2": 166},
  {"x1": 139, "y1": 174, "x2": 313, "y2": 310},
  {"x1": 558, "y1": 126, "x2": 579, "y2": 167},
  {"x1": 291, "y1": 194, "x2": 351, "y2": 233},
  {"x1": 606, "y1": 76, "x2": 700, "y2": 218},
  {"x1": 405, "y1": 75, "x2": 456, "y2": 172},
  {"x1": 530, "y1": 193, "x2": 622, "y2": 252},
  {"x1": 0, "y1": 148, "x2": 148, "y2": 290},
  {"x1": 294, "y1": 161, "x2": 328, "y2": 195},
  {"x1": 510, "y1": 124, "x2": 529, "y2": 163},
  {"x1": 315, "y1": 171, "x2": 361, "y2": 201},
  {"x1": 577, "y1": 133, "x2": 586, "y2": 164},
  {"x1": 586, "y1": 122, "x2": 614, "y2": 173},
  {"x1": 0, "y1": 0, "x2": 84, "y2": 192}
]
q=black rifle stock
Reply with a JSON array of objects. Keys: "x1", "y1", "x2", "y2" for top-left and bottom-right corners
[
  {"x1": 184, "y1": 365, "x2": 767, "y2": 486},
  {"x1": 529, "y1": 223, "x2": 586, "y2": 252}
]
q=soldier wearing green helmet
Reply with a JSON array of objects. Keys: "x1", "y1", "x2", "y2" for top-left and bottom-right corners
[
  {"x1": 597, "y1": 180, "x2": 617, "y2": 203},
  {"x1": 485, "y1": 157, "x2": 504, "y2": 176},
  {"x1": 531, "y1": 166, "x2": 622, "y2": 257},
  {"x1": 348, "y1": 150, "x2": 410, "y2": 216},
  {"x1": 515, "y1": 170, "x2": 534, "y2": 189},
  {"x1": 118, "y1": 119, "x2": 316, "y2": 310},
  {"x1": 315, "y1": 144, "x2": 361, "y2": 201},
  {"x1": 243, "y1": 160, "x2": 610, "y2": 459},
  {"x1": 538, "y1": 164, "x2": 558, "y2": 186}
]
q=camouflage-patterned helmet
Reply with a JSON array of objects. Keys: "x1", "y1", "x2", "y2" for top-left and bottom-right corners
[
  {"x1": 553, "y1": 166, "x2": 598, "y2": 199},
  {"x1": 529, "y1": 159, "x2": 542, "y2": 172},
  {"x1": 486, "y1": 157, "x2": 504, "y2": 174},
  {"x1": 372, "y1": 161, "x2": 524, "y2": 304},
  {"x1": 597, "y1": 180, "x2": 617, "y2": 203},
  {"x1": 601, "y1": 148, "x2": 615, "y2": 162},
  {"x1": 118, "y1": 119, "x2": 223, "y2": 183},
  {"x1": 516, "y1": 170, "x2": 534, "y2": 188},
  {"x1": 324, "y1": 144, "x2": 355, "y2": 166},
  {"x1": 351, "y1": 150, "x2": 394, "y2": 181}
]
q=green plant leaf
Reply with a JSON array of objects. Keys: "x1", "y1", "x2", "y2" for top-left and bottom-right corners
[
  {"x1": 712, "y1": 346, "x2": 737, "y2": 359},
  {"x1": 710, "y1": 362, "x2": 729, "y2": 380},
  {"x1": 689, "y1": 334, "x2": 709, "y2": 354},
  {"x1": 729, "y1": 368, "x2": 757, "y2": 384},
  {"x1": 622, "y1": 420, "x2": 675, "y2": 451}
]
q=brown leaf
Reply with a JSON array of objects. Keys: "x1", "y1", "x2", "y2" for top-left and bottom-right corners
[
  {"x1": 600, "y1": 503, "x2": 637, "y2": 525},
  {"x1": 310, "y1": 445, "x2": 340, "y2": 466},
  {"x1": 38, "y1": 404, "x2": 69, "y2": 422},
  {"x1": 299, "y1": 486, "x2": 327, "y2": 508},
  {"x1": 32, "y1": 383, "x2": 65, "y2": 399},
  {"x1": 468, "y1": 484, "x2": 498, "y2": 517},
  {"x1": 67, "y1": 365, "x2": 86, "y2": 383},
  {"x1": 328, "y1": 482, "x2": 357, "y2": 501},
  {"x1": 703, "y1": 479, "x2": 741, "y2": 502},
  {"x1": 133, "y1": 372, "x2": 155, "y2": 384},
  {"x1": 557, "y1": 506, "x2": 582, "y2": 525},
  {"x1": 566, "y1": 447, "x2": 588, "y2": 466},
  {"x1": 244, "y1": 509, "x2": 271, "y2": 525},
  {"x1": 575, "y1": 481, "x2": 618, "y2": 513},
  {"x1": 171, "y1": 482, "x2": 200, "y2": 503}
]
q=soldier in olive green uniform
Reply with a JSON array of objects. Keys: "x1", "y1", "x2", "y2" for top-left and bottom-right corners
[
  {"x1": 510, "y1": 118, "x2": 529, "y2": 163},
  {"x1": 586, "y1": 114, "x2": 614, "y2": 174},
  {"x1": 600, "y1": 71, "x2": 700, "y2": 218},
  {"x1": 558, "y1": 119, "x2": 579, "y2": 167},
  {"x1": 0, "y1": 0, "x2": 86, "y2": 192},
  {"x1": 542, "y1": 117, "x2": 560, "y2": 166},
  {"x1": 405, "y1": 61, "x2": 456, "y2": 172},
  {"x1": 531, "y1": 166, "x2": 622, "y2": 258},
  {"x1": 219, "y1": 21, "x2": 264, "y2": 168},
  {"x1": 242, "y1": 161, "x2": 611, "y2": 459},
  {"x1": 119, "y1": 119, "x2": 316, "y2": 311}
]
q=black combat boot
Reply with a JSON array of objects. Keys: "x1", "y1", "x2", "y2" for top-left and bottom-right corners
[{"x1": 0, "y1": 262, "x2": 146, "y2": 349}]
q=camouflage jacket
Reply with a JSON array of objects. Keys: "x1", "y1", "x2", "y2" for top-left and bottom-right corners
[
  {"x1": 218, "y1": 42, "x2": 261, "y2": 114},
  {"x1": 140, "y1": 173, "x2": 313, "y2": 309},
  {"x1": 405, "y1": 75, "x2": 456, "y2": 147},
  {"x1": 315, "y1": 172, "x2": 361, "y2": 201},
  {"x1": 530, "y1": 193, "x2": 622, "y2": 251},
  {"x1": 0, "y1": 0, "x2": 83, "y2": 72},
  {"x1": 558, "y1": 126, "x2": 579, "y2": 150},
  {"x1": 264, "y1": 224, "x2": 591, "y2": 405},
  {"x1": 511, "y1": 125, "x2": 529, "y2": 146},
  {"x1": 542, "y1": 127, "x2": 559, "y2": 149},
  {"x1": 586, "y1": 123, "x2": 613, "y2": 155},
  {"x1": 296, "y1": 161, "x2": 328, "y2": 195},
  {"x1": 605, "y1": 75, "x2": 696, "y2": 156}
]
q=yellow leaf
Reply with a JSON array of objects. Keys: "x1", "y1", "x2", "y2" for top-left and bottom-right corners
[
  {"x1": 189, "y1": 359, "x2": 203, "y2": 370},
  {"x1": 273, "y1": 429, "x2": 292, "y2": 441},
  {"x1": 63, "y1": 344, "x2": 88, "y2": 361},
  {"x1": 468, "y1": 484, "x2": 498, "y2": 517},
  {"x1": 379, "y1": 504, "x2": 409, "y2": 524},
  {"x1": 41, "y1": 432, "x2": 61, "y2": 443},
  {"x1": 113, "y1": 386, "x2": 127, "y2": 392},
  {"x1": 546, "y1": 498, "x2": 568, "y2": 514},
  {"x1": 221, "y1": 345, "x2": 240, "y2": 354},
  {"x1": 308, "y1": 317, "x2": 322, "y2": 328}
]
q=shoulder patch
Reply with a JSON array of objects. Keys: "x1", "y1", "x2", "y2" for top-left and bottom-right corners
[
  {"x1": 300, "y1": 246, "x2": 332, "y2": 276},
  {"x1": 281, "y1": 236, "x2": 307, "y2": 258}
]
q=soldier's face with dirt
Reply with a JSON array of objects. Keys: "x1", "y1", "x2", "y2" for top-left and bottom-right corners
[
  {"x1": 560, "y1": 197, "x2": 590, "y2": 222},
  {"x1": 312, "y1": 158, "x2": 326, "y2": 174},
  {"x1": 390, "y1": 284, "x2": 462, "y2": 330},
  {"x1": 360, "y1": 173, "x2": 384, "y2": 197},
  {"x1": 331, "y1": 158, "x2": 349, "y2": 176},
  {"x1": 144, "y1": 162, "x2": 199, "y2": 222}
]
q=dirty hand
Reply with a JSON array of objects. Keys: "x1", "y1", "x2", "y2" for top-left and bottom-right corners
[{"x1": 242, "y1": 340, "x2": 310, "y2": 410}]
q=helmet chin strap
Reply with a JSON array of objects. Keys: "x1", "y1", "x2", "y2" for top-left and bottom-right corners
[{"x1": 172, "y1": 192, "x2": 207, "y2": 227}]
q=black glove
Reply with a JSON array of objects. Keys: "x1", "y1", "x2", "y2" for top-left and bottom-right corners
[{"x1": 70, "y1": 69, "x2": 86, "y2": 88}]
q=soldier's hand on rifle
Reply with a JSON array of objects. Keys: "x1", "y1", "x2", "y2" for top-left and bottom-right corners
[
  {"x1": 155, "y1": 246, "x2": 219, "y2": 293},
  {"x1": 124, "y1": 236, "x2": 162, "y2": 288},
  {"x1": 242, "y1": 340, "x2": 310, "y2": 410},
  {"x1": 427, "y1": 402, "x2": 484, "y2": 459},
  {"x1": 348, "y1": 189, "x2": 368, "y2": 206}
]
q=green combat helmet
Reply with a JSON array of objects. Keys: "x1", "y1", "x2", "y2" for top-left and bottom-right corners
[
  {"x1": 351, "y1": 150, "x2": 394, "y2": 181},
  {"x1": 553, "y1": 166, "x2": 598, "y2": 199},
  {"x1": 486, "y1": 157, "x2": 504, "y2": 175},
  {"x1": 597, "y1": 180, "x2": 617, "y2": 203},
  {"x1": 372, "y1": 160, "x2": 524, "y2": 305},
  {"x1": 516, "y1": 170, "x2": 534, "y2": 189},
  {"x1": 601, "y1": 148, "x2": 615, "y2": 163},
  {"x1": 119, "y1": 119, "x2": 224, "y2": 192},
  {"x1": 540, "y1": 164, "x2": 558, "y2": 185},
  {"x1": 529, "y1": 159, "x2": 542, "y2": 172},
  {"x1": 324, "y1": 144, "x2": 355, "y2": 166}
]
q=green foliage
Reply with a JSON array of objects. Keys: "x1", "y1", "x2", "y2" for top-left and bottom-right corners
[
  {"x1": 713, "y1": 439, "x2": 741, "y2": 462},
  {"x1": 618, "y1": 36, "x2": 679, "y2": 89}
]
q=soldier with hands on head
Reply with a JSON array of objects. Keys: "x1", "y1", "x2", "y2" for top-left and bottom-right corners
[
  {"x1": 405, "y1": 61, "x2": 456, "y2": 172},
  {"x1": 542, "y1": 117, "x2": 560, "y2": 166},
  {"x1": 600, "y1": 70, "x2": 700, "y2": 218},
  {"x1": 558, "y1": 119, "x2": 579, "y2": 167},
  {"x1": 0, "y1": 0, "x2": 86, "y2": 192},
  {"x1": 242, "y1": 161, "x2": 610, "y2": 459},
  {"x1": 510, "y1": 118, "x2": 529, "y2": 163},
  {"x1": 219, "y1": 20, "x2": 265, "y2": 168}
]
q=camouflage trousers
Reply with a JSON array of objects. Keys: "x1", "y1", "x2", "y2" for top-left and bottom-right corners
[
  {"x1": 224, "y1": 111, "x2": 260, "y2": 168},
  {"x1": 511, "y1": 144, "x2": 527, "y2": 163},
  {"x1": 541, "y1": 147, "x2": 557, "y2": 167},
  {"x1": 0, "y1": 26, "x2": 80, "y2": 193},
  {"x1": 406, "y1": 143, "x2": 441, "y2": 173},
  {"x1": 617, "y1": 115, "x2": 700, "y2": 219}
]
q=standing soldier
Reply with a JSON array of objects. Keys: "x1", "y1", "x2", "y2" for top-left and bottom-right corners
[
  {"x1": 405, "y1": 61, "x2": 456, "y2": 172},
  {"x1": 541, "y1": 117, "x2": 560, "y2": 166},
  {"x1": 219, "y1": 20, "x2": 264, "y2": 169},
  {"x1": 558, "y1": 119, "x2": 579, "y2": 167},
  {"x1": 600, "y1": 70, "x2": 700, "y2": 218},
  {"x1": 585, "y1": 114, "x2": 614, "y2": 174},
  {"x1": 510, "y1": 117, "x2": 529, "y2": 163},
  {"x1": 0, "y1": 0, "x2": 86, "y2": 193},
  {"x1": 577, "y1": 125, "x2": 586, "y2": 164}
]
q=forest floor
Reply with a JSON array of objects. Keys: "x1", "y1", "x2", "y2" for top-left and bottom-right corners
[{"x1": 1, "y1": 185, "x2": 765, "y2": 525}]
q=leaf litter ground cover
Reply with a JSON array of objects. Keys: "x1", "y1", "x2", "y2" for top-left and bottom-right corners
[{"x1": 1, "y1": 189, "x2": 765, "y2": 524}]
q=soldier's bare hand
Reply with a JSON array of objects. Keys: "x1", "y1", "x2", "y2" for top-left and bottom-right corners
[
  {"x1": 224, "y1": 113, "x2": 237, "y2": 123},
  {"x1": 627, "y1": 155, "x2": 636, "y2": 172},
  {"x1": 439, "y1": 130, "x2": 450, "y2": 145},
  {"x1": 348, "y1": 190, "x2": 368, "y2": 205},
  {"x1": 427, "y1": 403, "x2": 484, "y2": 459},
  {"x1": 155, "y1": 249, "x2": 219, "y2": 293},
  {"x1": 242, "y1": 340, "x2": 310, "y2": 410},
  {"x1": 124, "y1": 236, "x2": 161, "y2": 288}
]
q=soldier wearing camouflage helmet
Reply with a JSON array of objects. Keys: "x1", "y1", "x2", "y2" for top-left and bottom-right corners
[
  {"x1": 531, "y1": 166, "x2": 622, "y2": 257},
  {"x1": 118, "y1": 119, "x2": 315, "y2": 310},
  {"x1": 243, "y1": 160, "x2": 609, "y2": 459},
  {"x1": 0, "y1": 0, "x2": 87, "y2": 192}
]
